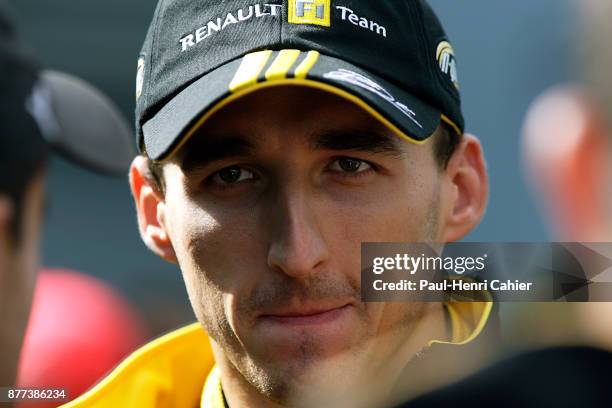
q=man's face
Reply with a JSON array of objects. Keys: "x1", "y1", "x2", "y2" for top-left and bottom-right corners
[{"x1": 157, "y1": 86, "x2": 450, "y2": 403}]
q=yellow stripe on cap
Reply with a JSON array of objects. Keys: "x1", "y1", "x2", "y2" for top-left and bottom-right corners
[
  {"x1": 441, "y1": 113, "x2": 462, "y2": 136},
  {"x1": 265, "y1": 49, "x2": 302, "y2": 81},
  {"x1": 229, "y1": 50, "x2": 273, "y2": 93},
  {"x1": 294, "y1": 51, "x2": 320, "y2": 79}
]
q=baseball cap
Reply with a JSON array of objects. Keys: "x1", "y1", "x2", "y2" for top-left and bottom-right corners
[
  {"x1": 136, "y1": 0, "x2": 463, "y2": 162},
  {"x1": 0, "y1": 1, "x2": 135, "y2": 176}
]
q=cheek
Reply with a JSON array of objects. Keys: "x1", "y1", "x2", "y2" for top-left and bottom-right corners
[
  {"x1": 164, "y1": 193, "x2": 265, "y2": 340},
  {"x1": 166, "y1": 191, "x2": 257, "y2": 284},
  {"x1": 320, "y1": 165, "x2": 439, "y2": 336},
  {"x1": 325, "y1": 169, "x2": 439, "y2": 255}
]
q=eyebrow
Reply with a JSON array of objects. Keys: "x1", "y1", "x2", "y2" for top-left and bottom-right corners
[
  {"x1": 178, "y1": 127, "x2": 405, "y2": 172},
  {"x1": 309, "y1": 128, "x2": 405, "y2": 156},
  {"x1": 179, "y1": 135, "x2": 254, "y2": 172}
]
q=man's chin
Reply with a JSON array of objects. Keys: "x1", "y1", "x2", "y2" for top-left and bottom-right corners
[
  {"x1": 254, "y1": 364, "x2": 376, "y2": 408},
  {"x1": 246, "y1": 342, "x2": 372, "y2": 407},
  {"x1": 253, "y1": 366, "x2": 349, "y2": 408}
]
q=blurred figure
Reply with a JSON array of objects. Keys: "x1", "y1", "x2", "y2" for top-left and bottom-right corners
[
  {"x1": 522, "y1": 0, "x2": 612, "y2": 241},
  {"x1": 396, "y1": 2, "x2": 612, "y2": 407},
  {"x1": 0, "y1": 0, "x2": 134, "y2": 389},
  {"x1": 17, "y1": 269, "x2": 147, "y2": 407},
  {"x1": 522, "y1": 0, "x2": 612, "y2": 349}
]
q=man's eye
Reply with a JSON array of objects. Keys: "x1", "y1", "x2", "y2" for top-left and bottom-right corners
[
  {"x1": 212, "y1": 166, "x2": 255, "y2": 184},
  {"x1": 329, "y1": 157, "x2": 372, "y2": 173}
]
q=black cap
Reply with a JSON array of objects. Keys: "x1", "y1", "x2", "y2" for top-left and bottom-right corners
[
  {"x1": 136, "y1": 0, "x2": 463, "y2": 162},
  {"x1": 0, "y1": 1, "x2": 135, "y2": 176}
]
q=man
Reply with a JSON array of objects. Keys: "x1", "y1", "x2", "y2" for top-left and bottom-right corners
[
  {"x1": 65, "y1": 1, "x2": 491, "y2": 407},
  {"x1": 0, "y1": 0, "x2": 134, "y2": 389}
]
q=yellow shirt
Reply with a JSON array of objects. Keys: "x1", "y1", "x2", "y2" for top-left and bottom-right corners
[{"x1": 61, "y1": 301, "x2": 492, "y2": 408}]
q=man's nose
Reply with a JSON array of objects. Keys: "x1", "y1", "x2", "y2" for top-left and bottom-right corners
[{"x1": 266, "y1": 189, "x2": 330, "y2": 280}]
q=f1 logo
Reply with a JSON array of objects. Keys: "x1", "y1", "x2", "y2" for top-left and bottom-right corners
[
  {"x1": 288, "y1": 0, "x2": 331, "y2": 27},
  {"x1": 297, "y1": 0, "x2": 324, "y2": 18}
]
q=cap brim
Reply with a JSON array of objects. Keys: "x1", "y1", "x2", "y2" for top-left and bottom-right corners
[
  {"x1": 143, "y1": 50, "x2": 457, "y2": 162},
  {"x1": 30, "y1": 70, "x2": 135, "y2": 175}
]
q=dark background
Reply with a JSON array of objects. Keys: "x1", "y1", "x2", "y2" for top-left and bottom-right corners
[{"x1": 9, "y1": 0, "x2": 572, "y2": 337}]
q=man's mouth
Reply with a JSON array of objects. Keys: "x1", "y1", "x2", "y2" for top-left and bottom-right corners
[
  {"x1": 258, "y1": 303, "x2": 353, "y2": 326},
  {"x1": 251, "y1": 300, "x2": 360, "y2": 355}
]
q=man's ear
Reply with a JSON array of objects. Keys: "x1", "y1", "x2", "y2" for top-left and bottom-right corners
[
  {"x1": 522, "y1": 85, "x2": 610, "y2": 240},
  {"x1": 129, "y1": 156, "x2": 177, "y2": 263},
  {"x1": 440, "y1": 134, "x2": 489, "y2": 242}
]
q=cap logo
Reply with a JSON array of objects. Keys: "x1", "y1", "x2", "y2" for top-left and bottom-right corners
[
  {"x1": 336, "y1": 6, "x2": 387, "y2": 38},
  {"x1": 323, "y1": 68, "x2": 422, "y2": 129},
  {"x1": 289, "y1": 0, "x2": 331, "y2": 27},
  {"x1": 136, "y1": 56, "x2": 145, "y2": 101},
  {"x1": 179, "y1": 4, "x2": 282, "y2": 52},
  {"x1": 436, "y1": 41, "x2": 459, "y2": 90}
]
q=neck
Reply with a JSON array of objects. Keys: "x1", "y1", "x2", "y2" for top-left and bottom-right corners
[{"x1": 366, "y1": 302, "x2": 449, "y2": 405}]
